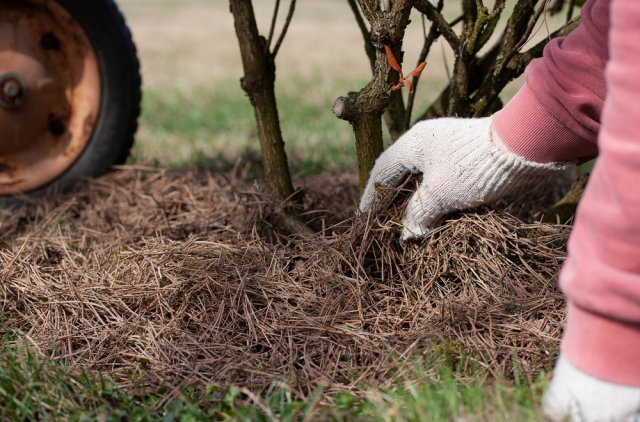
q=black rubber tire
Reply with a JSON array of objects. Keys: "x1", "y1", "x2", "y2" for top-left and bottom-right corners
[{"x1": 6, "y1": 0, "x2": 141, "y2": 199}]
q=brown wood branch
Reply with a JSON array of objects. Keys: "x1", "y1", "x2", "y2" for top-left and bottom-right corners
[
  {"x1": 347, "y1": 0, "x2": 376, "y2": 71},
  {"x1": 335, "y1": 0, "x2": 414, "y2": 191},
  {"x1": 415, "y1": 42, "x2": 502, "y2": 120},
  {"x1": 514, "y1": 16, "x2": 580, "y2": 68},
  {"x1": 333, "y1": 55, "x2": 396, "y2": 189},
  {"x1": 462, "y1": 0, "x2": 482, "y2": 54},
  {"x1": 405, "y1": 15, "x2": 441, "y2": 130},
  {"x1": 512, "y1": 0, "x2": 548, "y2": 54},
  {"x1": 446, "y1": 0, "x2": 480, "y2": 116},
  {"x1": 271, "y1": 0, "x2": 296, "y2": 57},
  {"x1": 384, "y1": 93, "x2": 407, "y2": 141},
  {"x1": 475, "y1": 0, "x2": 506, "y2": 52},
  {"x1": 333, "y1": 94, "x2": 385, "y2": 189},
  {"x1": 566, "y1": 0, "x2": 576, "y2": 21},
  {"x1": 494, "y1": 0, "x2": 538, "y2": 73},
  {"x1": 447, "y1": 52, "x2": 472, "y2": 116},
  {"x1": 266, "y1": 0, "x2": 281, "y2": 48},
  {"x1": 230, "y1": 0, "x2": 294, "y2": 199},
  {"x1": 355, "y1": 112, "x2": 386, "y2": 190},
  {"x1": 414, "y1": 0, "x2": 461, "y2": 50},
  {"x1": 548, "y1": 0, "x2": 565, "y2": 14},
  {"x1": 357, "y1": 0, "x2": 379, "y2": 24},
  {"x1": 470, "y1": 16, "x2": 579, "y2": 116},
  {"x1": 417, "y1": 14, "x2": 577, "y2": 121},
  {"x1": 488, "y1": 0, "x2": 507, "y2": 20},
  {"x1": 349, "y1": 0, "x2": 407, "y2": 141}
]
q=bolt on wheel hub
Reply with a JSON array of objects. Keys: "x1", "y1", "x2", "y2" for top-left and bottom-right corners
[{"x1": 0, "y1": 73, "x2": 26, "y2": 109}]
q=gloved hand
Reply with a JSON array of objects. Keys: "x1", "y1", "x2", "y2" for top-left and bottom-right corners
[
  {"x1": 359, "y1": 117, "x2": 569, "y2": 239},
  {"x1": 543, "y1": 354, "x2": 640, "y2": 422}
]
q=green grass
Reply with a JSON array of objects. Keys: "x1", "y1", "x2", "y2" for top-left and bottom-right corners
[
  {"x1": 131, "y1": 78, "x2": 365, "y2": 176},
  {"x1": 0, "y1": 339, "x2": 548, "y2": 421}
]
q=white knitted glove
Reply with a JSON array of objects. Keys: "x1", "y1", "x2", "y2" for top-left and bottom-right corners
[
  {"x1": 359, "y1": 117, "x2": 568, "y2": 239},
  {"x1": 543, "y1": 355, "x2": 640, "y2": 422}
]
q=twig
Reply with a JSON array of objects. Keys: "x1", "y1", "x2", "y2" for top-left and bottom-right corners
[
  {"x1": 566, "y1": 0, "x2": 576, "y2": 22},
  {"x1": 513, "y1": 0, "x2": 549, "y2": 53},
  {"x1": 548, "y1": 0, "x2": 565, "y2": 15},
  {"x1": 441, "y1": 43, "x2": 451, "y2": 81},
  {"x1": 488, "y1": 0, "x2": 543, "y2": 83},
  {"x1": 271, "y1": 0, "x2": 296, "y2": 58},
  {"x1": 473, "y1": 0, "x2": 506, "y2": 52},
  {"x1": 514, "y1": 15, "x2": 579, "y2": 69},
  {"x1": 267, "y1": 0, "x2": 281, "y2": 49},
  {"x1": 348, "y1": 0, "x2": 371, "y2": 45},
  {"x1": 488, "y1": 0, "x2": 507, "y2": 20},
  {"x1": 347, "y1": 0, "x2": 375, "y2": 71},
  {"x1": 404, "y1": 11, "x2": 443, "y2": 130},
  {"x1": 470, "y1": 15, "x2": 580, "y2": 116},
  {"x1": 414, "y1": 0, "x2": 461, "y2": 50}
]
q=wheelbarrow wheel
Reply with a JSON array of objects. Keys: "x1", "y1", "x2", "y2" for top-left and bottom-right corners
[{"x1": 0, "y1": 0, "x2": 141, "y2": 199}]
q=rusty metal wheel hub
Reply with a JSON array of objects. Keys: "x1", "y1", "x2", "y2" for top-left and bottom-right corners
[{"x1": 0, "y1": 0, "x2": 100, "y2": 195}]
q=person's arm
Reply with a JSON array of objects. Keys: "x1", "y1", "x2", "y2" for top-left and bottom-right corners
[
  {"x1": 557, "y1": 0, "x2": 640, "y2": 387},
  {"x1": 541, "y1": 1, "x2": 640, "y2": 420},
  {"x1": 493, "y1": 0, "x2": 609, "y2": 164}
]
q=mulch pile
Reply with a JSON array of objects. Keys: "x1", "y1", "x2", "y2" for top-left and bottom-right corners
[{"x1": 0, "y1": 167, "x2": 570, "y2": 398}]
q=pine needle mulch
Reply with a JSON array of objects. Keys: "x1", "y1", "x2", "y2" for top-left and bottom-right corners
[{"x1": 0, "y1": 167, "x2": 570, "y2": 399}]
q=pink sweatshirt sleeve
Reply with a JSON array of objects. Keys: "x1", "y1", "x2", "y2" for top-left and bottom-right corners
[
  {"x1": 496, "y1": 0, "x2": 640, "y2": 386},
  {"x1": 493, "y1": 0, "x2": 609, "y2": 164},
  {"x1": 559, "y1": 0, "x2": 640, "y2": 386}
]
